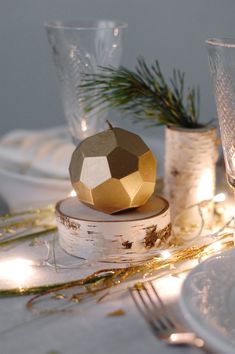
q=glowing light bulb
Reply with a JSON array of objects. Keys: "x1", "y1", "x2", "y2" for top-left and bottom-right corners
[
  {"x1": 0, "y1": 258, "x2": 33, "y2": 287},
  {"x1": 69, "y1": 190, "x2": 77, "y2": 197},
  {"x1": 214, "y1": 193, "x2": 226, "y2": 203},
  {"x1": 212, "y1": 241, "x2": 223, "y2": 252},
  {"x1": 113, "y1": 28, "x2": 119, "y2": 36},
  {"x1": 161, "y1": 250, "x2": 171, "y2": 260},
  {"x1": 81, "y1": 119, "x2": 88, "y2": 132}
]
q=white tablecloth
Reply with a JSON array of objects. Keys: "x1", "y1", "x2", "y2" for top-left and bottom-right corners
[{"x1": 0, "y1": 276, "x2": 204, "y2": 354}]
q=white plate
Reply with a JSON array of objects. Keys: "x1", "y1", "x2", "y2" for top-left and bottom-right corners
[
  {"x1": 0, "y1": 165, "x2": 71, "y2": 210},
  {"x1": 180, "y1": 248, "x2": 235, "y2": 354}
]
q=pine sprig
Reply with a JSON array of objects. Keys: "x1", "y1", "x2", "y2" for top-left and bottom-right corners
[{"x1": 80, "y1": 57, "x2": 205, "y2": 128}]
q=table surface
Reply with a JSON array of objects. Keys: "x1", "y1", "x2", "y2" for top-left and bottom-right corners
[{"x1": 0, "y1": 273, "x2": 204, "y2": 354}]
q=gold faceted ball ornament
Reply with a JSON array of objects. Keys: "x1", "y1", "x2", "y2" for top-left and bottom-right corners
[{"x1": 69, "y1": 123, "x2": 157, "y2": 214}]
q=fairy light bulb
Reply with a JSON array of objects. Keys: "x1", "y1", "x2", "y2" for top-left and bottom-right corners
[
  {"x1": 161, "y1": 250, "x2": 171, "y2": 260},
  {"x1": 214, "y1": 193, "x2": 226, "y2": 203},
  {"x1": 0, "y1": 258, "x2": 33, "y2": 288},
  {"x1": 69, "y1": 190, "x2": 77, "y2": 197}
]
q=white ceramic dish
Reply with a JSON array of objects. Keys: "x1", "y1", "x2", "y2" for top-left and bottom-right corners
[
  {"x1": 180, "y1": 249, "x2": 235, "y2": 354},
  {"x1": 0, "y1": 127, "x2": 74, "y2": 210},
  {"x1": 0, "y1": 165, "x2": 71, "y2": 211}
]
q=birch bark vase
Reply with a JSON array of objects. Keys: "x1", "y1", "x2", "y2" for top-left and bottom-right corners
[{"x1": 164, "y1": 126, "x2": 218, "y2": 226}]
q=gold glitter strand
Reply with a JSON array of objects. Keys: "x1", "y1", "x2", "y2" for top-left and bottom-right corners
[{"x1": 24, "y1": 234, "x2": 234, "y2": 312}]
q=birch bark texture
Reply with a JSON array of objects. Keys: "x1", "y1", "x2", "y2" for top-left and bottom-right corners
[
  {"x1": 164, "y1": 126, "x2": 218, "y2": 226},
  {"x1": 56, "y1": 195, "x2": 171, "y2": 262}
]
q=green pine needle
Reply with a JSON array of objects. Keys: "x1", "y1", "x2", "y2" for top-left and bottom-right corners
[{"x1": 80, "y1": 57, "x2": 206, "y2": 129}]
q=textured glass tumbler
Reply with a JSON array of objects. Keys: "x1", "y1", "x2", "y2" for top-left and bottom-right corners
[
  {"x1": 45, "y1": 20, "x2": 127, "y2": 144},
  {"x1": 207, "y1": 38, "x2": 235, "y2": 188}
]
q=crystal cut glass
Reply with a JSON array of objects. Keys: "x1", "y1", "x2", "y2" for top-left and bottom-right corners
[
  {"x1": 207, "y1": 38, "x2": 235, "y2": 188},
  {"x1": 45, "y1": 20, "x2": 127, "y2": 144}
]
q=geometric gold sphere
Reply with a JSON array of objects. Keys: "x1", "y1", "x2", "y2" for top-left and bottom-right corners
[{"x1": 69, "y1": 126, "x2": 157, "y2": 214}]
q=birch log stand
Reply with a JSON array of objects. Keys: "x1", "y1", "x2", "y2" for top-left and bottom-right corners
[
  {"x1": 164, "y1": 126, "x2": 218, "y2": 227},
  {"x1": 56, "y1": 195, "x2": 171, "y2": 262}
]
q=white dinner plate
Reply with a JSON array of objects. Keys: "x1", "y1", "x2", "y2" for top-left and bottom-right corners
[
  {"x1": 0, "y1": 165, "x2": 71, "y2": 210},
  {"x1": 180, "y1": 248, "x2": 235, "y2": 354}
]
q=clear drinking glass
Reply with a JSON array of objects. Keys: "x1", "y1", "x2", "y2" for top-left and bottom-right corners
[
  {"x1": 206, "y1": 38, "x2": 235, "y2": 188},
  {"x1": 45, "y1": 20, "x2": 127, "y2": 144}
]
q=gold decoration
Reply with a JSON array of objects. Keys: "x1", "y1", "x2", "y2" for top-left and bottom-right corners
[
  {"x1": 0, "y1": 231, "x2": 231, "y2": 300},
  {"x1": 144, "y1": 224, "x2": 172, "y2": 248},
  {"x1": 69, "y1": 124, "x2": 157, "y2": 214},
  {"x1": 106, "y1": 309, "x2": 125, "y2": 317},
  {"x1": 24, "y1": 233, "x2": 234, "y2": 314},
  {"x1": 0, "y1": 205, "x2": 56, "y2": 248}
]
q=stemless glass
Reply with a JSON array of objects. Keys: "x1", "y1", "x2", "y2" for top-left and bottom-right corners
[
  {"x1": 45, "y1": 20, "x2": 127, "y2": 144},
  {"x1": 206, "y1": 38, "x2": 235, "y2": 188}
]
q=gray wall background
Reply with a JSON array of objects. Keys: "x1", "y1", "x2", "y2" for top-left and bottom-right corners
[{"x1": 0, "y1": 0, "x2": 235, "y2": 137}]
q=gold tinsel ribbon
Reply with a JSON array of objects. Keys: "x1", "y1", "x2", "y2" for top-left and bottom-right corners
[{"x1": 25, "y1": 232, "x2": 234, "y2": 313}]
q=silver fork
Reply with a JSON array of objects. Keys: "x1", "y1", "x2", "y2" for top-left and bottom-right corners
[{"x1": 129, "y1": 281, "x2": 205, "y2": 349}]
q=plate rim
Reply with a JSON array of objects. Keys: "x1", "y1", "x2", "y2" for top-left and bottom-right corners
[
  {"x1": 180, "y1": 248, "x2": 235, "y2": 354},
  {"x1": 0, "y1": 165, "x2": 70, "y2": 186}
]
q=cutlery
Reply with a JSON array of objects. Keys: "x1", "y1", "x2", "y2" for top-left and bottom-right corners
[{"x1": 129, "y1": 281, "x2": 205, "y2": 349}]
